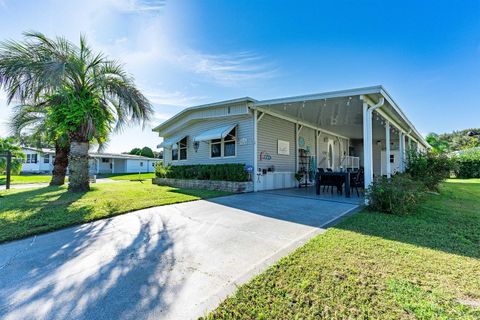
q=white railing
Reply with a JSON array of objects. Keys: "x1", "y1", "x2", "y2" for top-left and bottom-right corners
[{"x1": 341, "y1": 156, "x2": 360, "y2": 170}]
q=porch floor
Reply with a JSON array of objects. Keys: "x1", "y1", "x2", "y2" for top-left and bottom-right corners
[{"x1": 262, "y1": 186, "x2": 364, "y2": 205}]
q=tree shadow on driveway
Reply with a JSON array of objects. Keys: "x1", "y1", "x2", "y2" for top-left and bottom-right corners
[{"x1": 0, "y1": 211, "x2": 182, "y2": 319}]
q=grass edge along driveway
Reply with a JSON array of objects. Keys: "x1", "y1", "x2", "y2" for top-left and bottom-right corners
[
  {"x1": 0, "y1": 181, "x2": 229, "y2": 243},
  {"x1": 0, "y1": 174, "x2": 53, "y2": 185},
  {"x1": 203, "y1": 179, "x2": 480, "y2": 320}
]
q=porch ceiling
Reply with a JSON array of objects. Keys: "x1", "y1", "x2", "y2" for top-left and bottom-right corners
[{"x1": 254, "y1": 91, "x2": 420, "y2": 143}]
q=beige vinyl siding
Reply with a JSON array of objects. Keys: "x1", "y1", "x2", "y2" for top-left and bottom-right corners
[
  {"x1": 161, "y1": 103, "x2": 249, "y2": 135},
  {"x1": 257, "y1": 114, "x2": 296, "y2": 172},
  {"x1": 163, "y1": 114, "x2": 254, "y2": 167}
]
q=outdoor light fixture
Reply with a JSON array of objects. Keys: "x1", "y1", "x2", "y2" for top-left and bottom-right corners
[{"x1": 193, "y1": 141, "x2": 200, "y2": 152}]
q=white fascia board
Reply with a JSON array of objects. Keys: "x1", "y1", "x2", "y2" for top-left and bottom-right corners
[
  {"x1": 378, "y1": 87, "x2": 429, "y2": 148},
  {"x1": 159, "y1": 113, "x2": 250, "y2": 137},
  {"x1": 152, "y1": 97, "x2": 257, "y2": 133},
  {"x1": 254, "y1": 85, "x2": 383, "y2": 106}
]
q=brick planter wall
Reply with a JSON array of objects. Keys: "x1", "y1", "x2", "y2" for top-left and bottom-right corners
[{"x1": 152, "y1": 177, "x2": 253, "y2": 193}]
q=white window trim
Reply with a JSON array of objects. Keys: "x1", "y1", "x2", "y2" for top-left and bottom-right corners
[
  {"x1": 209, "y1": 128, "x2": 237, "y2": 159},
  {"x1": 172, "y1": 137, "x2": 188, "y2": 162}
]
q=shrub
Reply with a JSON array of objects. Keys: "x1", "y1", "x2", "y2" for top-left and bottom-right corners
[
  {"x1": 366, "y1": 174, "x2": 423, "y2": 215},
  {"x1": 406, "y1": 150, "x2": 452, "y2": 191},
  {"x1": 155, "y1": 163, "x2": 250, "y2": 182},
  {"x1": 453, "y1": 150, "x2": 480, "y2": 178}
]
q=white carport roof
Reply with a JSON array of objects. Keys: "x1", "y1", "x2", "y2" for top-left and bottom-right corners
[
  {"x1": 253, "y1": 86, "x2": 428, "y2": 147},
  {"x1": 152, "y1": 86, "x2": 428, "y2": 148}
]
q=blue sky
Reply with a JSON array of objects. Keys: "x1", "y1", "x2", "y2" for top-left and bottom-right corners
[{"x1": 0, "y1": 0, "x2": 479, "y2": 152}]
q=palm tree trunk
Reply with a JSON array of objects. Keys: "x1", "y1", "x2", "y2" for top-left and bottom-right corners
[
  {"x1": 68, "y1": 140, "x2": 90, "y2": 192},
  {"x1": 49, "y1": 143, "x2": 69, "y2": 186}
]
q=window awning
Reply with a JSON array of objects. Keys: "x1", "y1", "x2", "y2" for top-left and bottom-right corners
[
  {"x1": 193, "y1": 124, "x2": 237, "y2": 142},
  {"x1": 157, "y1": 135, "x2": 187, "y2": 149}
]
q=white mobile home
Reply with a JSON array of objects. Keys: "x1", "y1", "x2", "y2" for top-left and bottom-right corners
[
  {"x1": 20, "y1": 147, "x2": 160, "y2": 174},
  {"x1": 153, "y1": 86, "x2": 429, "y2": 192}
]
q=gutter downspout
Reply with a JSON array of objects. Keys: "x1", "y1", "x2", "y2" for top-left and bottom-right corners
[
  {"x1": 363, "y1": 97, "x2": 384, "y2": 205},
  {"x1": 253, "y1": 108, "x2": 258, "y2": 192}
]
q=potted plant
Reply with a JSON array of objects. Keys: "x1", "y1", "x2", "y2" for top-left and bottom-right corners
[{"x1": 294, "y1": 171, "x2": 304, "y2": 188}]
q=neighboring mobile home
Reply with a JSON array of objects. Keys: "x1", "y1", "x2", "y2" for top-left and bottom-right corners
[
  {"x1": 20, "y1": 147, "x2": 160, "y2": 174},
  {"x1": 153, "y1": 86, "x2": 429, "y2": 192}
]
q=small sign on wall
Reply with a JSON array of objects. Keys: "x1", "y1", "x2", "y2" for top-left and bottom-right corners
[
  {"x1": 239, "y1": 137, "x2": 248, "y2": 145},
  {"x1": 278, "y1": 140, "x2": 290, "y2": 155}
]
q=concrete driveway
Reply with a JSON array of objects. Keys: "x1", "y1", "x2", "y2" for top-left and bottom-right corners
[{"x1": 0, "y1": 192, "x2": 359, "y2": 320}]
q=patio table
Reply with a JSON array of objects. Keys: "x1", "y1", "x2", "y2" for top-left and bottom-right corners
[{"x1": 315, "y1": 171, "x2": 351, "y2": 198}]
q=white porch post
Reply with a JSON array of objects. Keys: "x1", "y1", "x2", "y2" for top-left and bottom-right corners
[
  {"x1": 295, "y1": 123, "x2": 299, "y2": 172},
  {"x1": 315, "y1": 130, "x2": 318, "y2": 168},
  {"x1": 399, "y1": 132, "x2": 405, "y2": 172},
  {"x1": 253, "y1": 109, "x2": 258, "y2": 192},
  {"x1": 96, "y1": 158, "x2": 100, "y2": 174},
  {"x1": 385, "y1": 121, "x2": 391, "y2": 178},
  {"x1": 362, "y1": 97, "x2": 385, "y2": 201},
  {"x1": 363, "y1": 102, "x2": 373, "y2": 190},
  {"x1": 112, "y1": 159, "x2": 115, "y2": 174}
]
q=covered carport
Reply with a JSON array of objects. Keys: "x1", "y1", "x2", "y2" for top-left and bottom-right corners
[{"x1": 251, "y1": 86, "x2": 428, "y2": 196}]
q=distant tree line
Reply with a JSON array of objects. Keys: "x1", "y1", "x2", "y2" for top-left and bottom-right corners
[
  {"x1": 127, "y1": 147, "x2": 162, "y2": 159},
  {"x1": 426, "y1": 128, "x2": 480, "y2": 153}
]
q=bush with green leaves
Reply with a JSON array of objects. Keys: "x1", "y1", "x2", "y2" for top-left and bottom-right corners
[
  {"x1": 453, "y1": 149, "x2": 480, "y2": 178},
  {"x1": 406, "y1": 150, "x2": 452, "y2": 191},
  {"x1": 366, "y1": 174, "x2": 424, "y2": 215},
  {"x1": 155, "y1": 163, "x2": 250, "y2": 182},
  {"x1": 0, "y1": 137, "x2": 25, "y2": 175}
]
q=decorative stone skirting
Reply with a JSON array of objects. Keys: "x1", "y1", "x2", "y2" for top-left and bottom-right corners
[{"x1": 152, "y1": 177, "x2": 254, "y2": 193}]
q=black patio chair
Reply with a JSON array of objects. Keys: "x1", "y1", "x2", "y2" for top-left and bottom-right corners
[{"x1": 350, "y1": 168, "x2": 364, "y2": 197}]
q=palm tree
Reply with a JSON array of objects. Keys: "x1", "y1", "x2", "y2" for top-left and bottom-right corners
[
  {"x1": 0, "y1": 32, "x2": 152, "y2": 191},
  {"x1": 10, "y1": 102, "x2": 110, "y2": 186}
]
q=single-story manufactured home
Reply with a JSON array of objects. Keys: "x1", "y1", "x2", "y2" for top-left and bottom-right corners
[
  {"x1": 153, "y1": 86, "x2": 429, "y2": 192},
  {"x1": 21, "y1": 146, "x2": 160, "y2": 174}
]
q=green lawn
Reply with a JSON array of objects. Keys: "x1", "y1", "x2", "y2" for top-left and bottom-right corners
[
  {"x1": 97, "y1": 172, "x2": 155, "y2": 181},
  {"x1": 0, "y1": 182, "x2": 228, "y2": 243},
  {"x1": 0, "y1": 174, "x2": 53, "y2": 185},
  {"x1": 204, "y1": 179, "x2": 480, "y2": 319}
]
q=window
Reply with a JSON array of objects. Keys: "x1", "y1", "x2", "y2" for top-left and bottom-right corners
[
  {"x1": 102, "y1": 158, "x2": 109, "y2": 163},
  {"x1": 172, "y1": 137, "x2": 188, "y2": 161},
  {"x1": 223, "y1": 127, "x2": 236, "y2": 157},
  {"x1": 390, "y1": 154, "x2": 395, "y2": 163},
  {"x1": 140, "y1": 162, "x2": 144, "y2": 167},
  {"x1": 179, "y1": 137, "x2": 187, "y2": 160},
  {"x1": 211, "y1": 139, "x2": 222, "y2": 158},
  {"x1": 26, "y1": 154, "x2": 37, "y2": 164},
  {"x1": 172, "y1": 148, "x2": 179, "y2": 161},
  {"x1": 210, "y1": 127, "x2": 236, "y2": 158},
  {"x1": 44, "y1": 155, "x2": 50, "y2": 163}
]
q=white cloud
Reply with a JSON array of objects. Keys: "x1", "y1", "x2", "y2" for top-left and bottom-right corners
[{"x1": 0, "y1": 0, "x2": 279, "y2": 151}]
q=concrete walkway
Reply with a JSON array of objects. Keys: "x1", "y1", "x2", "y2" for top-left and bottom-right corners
[{"x1": 0, "y1": 192, "x2": 359, "y2": 320}]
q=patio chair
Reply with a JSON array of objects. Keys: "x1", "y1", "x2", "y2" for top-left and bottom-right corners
[
  {"x1": 318, "y1": 170, "x2": 340, "y2": 195},
  {"x1": 350, "y1": 168, "x2": 364, "y2": 197}
]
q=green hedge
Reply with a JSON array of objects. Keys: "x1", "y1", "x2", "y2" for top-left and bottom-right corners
[
  {"x1": 454, "y1": 150, "x2": 480, "y2": 178},
  {"x1": 155, "y1": 163, "x2": 250, "y2": 182},
  {"x1": 406, "y1": 150, "x2": 452, "y2": 191}
]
